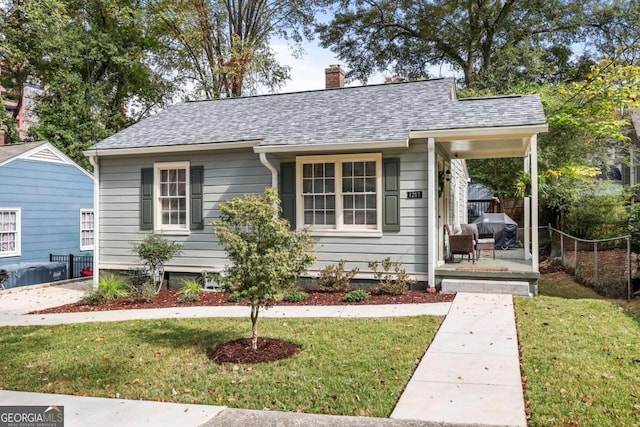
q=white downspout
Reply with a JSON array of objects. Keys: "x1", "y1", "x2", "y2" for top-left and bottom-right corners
[
  {"x1": 259, "y1": 152, "x2": 279, "y2": 189},
  {"x1": 427, "y1": 137, "x2": 437, "y2": 291},
  {"x1": 88, "y1": 154, "x2": 99, "y2": 287}
]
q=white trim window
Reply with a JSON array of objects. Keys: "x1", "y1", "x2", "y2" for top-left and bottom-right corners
[
  {"x1": 0, "y1": 208, "x2": 20, "y2": 257},
  {"x1": 296, "y1": 153, "x2": 382, "y2": 235},
  {"x1": 155, "y1": 161, "x2": 190, "y2": 234},
  {"x1": 80, "y1": 209, "x2": 95, "y2": 251}
]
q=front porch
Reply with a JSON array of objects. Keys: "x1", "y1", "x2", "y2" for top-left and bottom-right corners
[{"x1": 435, "y1": 248, "x2": 539, "y2": 296}]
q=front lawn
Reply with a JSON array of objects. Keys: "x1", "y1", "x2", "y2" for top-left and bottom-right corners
[
  {"x1": 516, "y1": 272, "x2": 640, "y2": 426},
  {"x1": 0, "y1": 316, "x2": 441, "y2": 417}
]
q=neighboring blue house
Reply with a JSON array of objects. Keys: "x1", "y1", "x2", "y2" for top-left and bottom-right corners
[{"x1": 0, "y1": 142, "x2": 94, "y2": 275}]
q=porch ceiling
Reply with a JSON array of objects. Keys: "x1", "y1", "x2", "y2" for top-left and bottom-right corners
[
  {"x1": 410, "y1": 124, "x2": 548, "y2": 159},
  {"x1": 438, "y1": 136, "x2": 530, "y2": 159}
]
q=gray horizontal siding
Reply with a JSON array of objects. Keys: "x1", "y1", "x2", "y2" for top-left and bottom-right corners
[
  {"x1": 309, "y1": 143, "x2": 429, "y2": 274},
  {"x1": 98, "y1": 150, "x2": 271, "y2": 268},
  {"x1": 98, "y1": 143, "x2": 430, "y2": 275}
]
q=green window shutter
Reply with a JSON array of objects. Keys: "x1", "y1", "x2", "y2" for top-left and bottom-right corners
[
  {"x1": 140, "y1": 168, "x2": 154, "y2": 230},
  {"x1": 383, "y1": 158, "x2": 400, "y2": 232},
  {"x1": 279, "y1": 162, "x2": 296, "y2": 229},
  {"x1": 190, "y1": 165, "x2": 204, "y2": 230}
]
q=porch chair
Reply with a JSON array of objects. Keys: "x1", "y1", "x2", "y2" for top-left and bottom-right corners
[
  {"x1": 445, "y1": 224, "x2": 476, "y2": 263},
  {"x1": 476, "y1": 232, "x2": 496, "y2": 259}
]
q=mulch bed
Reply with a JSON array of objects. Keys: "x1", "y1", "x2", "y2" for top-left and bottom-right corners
[
  {"x1": 30, "y1": 289, "x2": 454, "y2": 315},
  {"x1": 207, "y1": 337, "x2": 302, "y2": 364}
]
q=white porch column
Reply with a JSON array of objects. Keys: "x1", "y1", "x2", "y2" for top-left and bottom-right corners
[
  {"x1": 427, "y1": 137, "x2": 437, "y2": 290},
  {"x1": 88, "y1": 154, "x2": 100, "y2": 287},
  {"x1": 524, "y1": 153, "x2": 531, "y2": 260},
  {"x1": 531, "y1": 135, "x2": 539, "y2": 270}
]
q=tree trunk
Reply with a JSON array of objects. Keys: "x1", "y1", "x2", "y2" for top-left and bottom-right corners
[{"x1": 250, "y1": 304, "x2": 259, "y2": 350}]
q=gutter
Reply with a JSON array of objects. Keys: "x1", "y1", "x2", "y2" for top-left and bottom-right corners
[
  {"x1": 83, "y1": 140, "x2": 261, "y2": 158},
  {"x1": 409, "y1": 124, "x2": 549, "y2": 140}
]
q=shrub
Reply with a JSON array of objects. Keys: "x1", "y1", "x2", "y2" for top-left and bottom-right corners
[
  {"x1": 213, "y1": 188, "x2": 316, "y2": 350},
  {"x1": 228, "y1": 292, "x2": 244, "y2": 303},
  {"x1": 628, "y1": 203, "x2": 640, "y2": 253},
  {"x1": 83, "y1": 274, "x2": 129, "y2": 305},
  {"x1": 125, "y1": 269, "x2": 155, "y2": 302},
  {"x1": 565, "y1": 193, "x2": 628, "y2": 240},
  {"x1": 315, "y1": 260, "x2": 359, "y2": 292},
  {"x1": 132, "y1": 233, "x2": 182, "y2": 294},
  {"x1": 99, "y1": 274, "x2": 130, "y2": 300},
  {"x1": 283, "y1": 290, "x2": 309, "y2": 303},
  {"x1": 343, "y1": 289, "x2": 370, "y2": 302},
  {"x1": 369, "y1": 257, "x2": 416, "y2": 296},
  {"x1": 82, "y1": 290, "x2": 104, "y2": 306},
  {"x1": 178, "y1": 280, "x2": 203, "y2": 303}
]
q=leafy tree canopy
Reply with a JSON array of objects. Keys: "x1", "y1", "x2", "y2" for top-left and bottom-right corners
[
  {"x1": 149, "y1": 0, "x2": 318, "y2": 98},
  {"x1": 3, "y1": 0, "x2": 175, "y2": 168},
  {"x1": 316, "y1": 0, "x2": 585, "y2": 87}
]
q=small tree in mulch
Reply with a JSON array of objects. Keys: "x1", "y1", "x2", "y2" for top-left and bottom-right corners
[
  {"x1": 213, "y1": 188, "x2": 316, "y2": 351},
  {"x1": 132, "y1": 233, "x2": 182, "y2": 294}
]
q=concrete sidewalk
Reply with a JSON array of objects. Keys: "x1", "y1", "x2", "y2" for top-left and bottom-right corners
[
  {"x1": 0, "y1": 390, "x2": 225, "y2": 427},
  {"x1": 0, "y1": 283, "x2": 525, "y2": 427}
]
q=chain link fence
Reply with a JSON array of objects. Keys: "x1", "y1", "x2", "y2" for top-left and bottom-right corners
[{"x1": 541, "y1": 226, "x2": 634, "y2": 300}]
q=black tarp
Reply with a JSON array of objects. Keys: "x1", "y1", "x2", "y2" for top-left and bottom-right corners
[{"x1": 472, "y1": 213, "x2": 519, "y2": 249}]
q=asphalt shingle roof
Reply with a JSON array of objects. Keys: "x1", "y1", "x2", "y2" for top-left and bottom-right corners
[
  {"x1": 0, "y1": 141, "x2": 46, "y2": 163},
  {"x1": 92, "y1": 78, "x2": 546, "y2": 151}
]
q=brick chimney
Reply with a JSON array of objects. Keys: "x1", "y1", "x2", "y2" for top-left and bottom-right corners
[{"x1": 325, "y1": 64, "x2": 345, "y2": 89}]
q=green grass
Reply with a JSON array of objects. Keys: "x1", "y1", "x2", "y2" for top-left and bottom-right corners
[
  {"x1": 516, "y1": 273, "x2": 640, "y2": 426},
  {"x1": 0, "y1": 316, "x2": 441, "y2": 417}
]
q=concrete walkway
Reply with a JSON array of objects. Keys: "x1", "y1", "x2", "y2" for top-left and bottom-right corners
[
  {"x1": 0, "y1": 283, "x2": 525, "y2": 427},
  {"x1": 391, "y1": 293, "x2": 526, "y2": 427}
]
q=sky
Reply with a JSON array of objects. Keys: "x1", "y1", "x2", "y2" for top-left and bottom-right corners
[
  {"x1": 269, "y1": 41, "x2": 384, "y2": 93},
  {"x1": 269, "y1": 39, "x2": 459, "y2": 94}
]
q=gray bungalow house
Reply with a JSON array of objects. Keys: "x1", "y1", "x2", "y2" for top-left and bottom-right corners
[{"x1": 85, "y1": 73, "x2": 547, "y2": 292}]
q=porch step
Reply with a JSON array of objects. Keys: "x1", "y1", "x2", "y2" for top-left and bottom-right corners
[{"x1": 441, "y1": 279, "x2": 533, "y2": 296}]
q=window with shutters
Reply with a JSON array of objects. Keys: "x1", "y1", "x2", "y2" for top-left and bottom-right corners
[
  {"x1": 155, "y1": 162, "x2": 190, "y2": 233},
  {"x1": 296, "y1": 154, "x2": 382, "y2": 236}
]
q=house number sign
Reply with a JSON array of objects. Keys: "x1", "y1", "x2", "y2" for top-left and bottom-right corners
[{"x1": 407, "y1": 191, "x2": 423, "y2": 199}]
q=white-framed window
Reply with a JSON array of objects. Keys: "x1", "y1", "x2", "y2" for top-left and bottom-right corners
[
  {"x1": 155, "y1": 161, "x2": 190, "y2": 234},
  {"x1": 80, "y1": 209, "x2": 95, "y2": 251},
  {"x1": 0, "y1": 208, "x2": 21, "y2": 258},
  {"x1": 296, "y1": 153, "x2": 382, "y2": 236}
]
